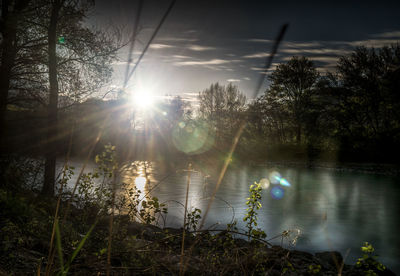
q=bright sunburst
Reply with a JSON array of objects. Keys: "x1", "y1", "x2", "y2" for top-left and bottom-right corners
[{"x1": 131, "y1": 91, "x2": 154, "y2": 109}]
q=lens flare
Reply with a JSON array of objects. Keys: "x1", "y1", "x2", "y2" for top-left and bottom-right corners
[
  {"x1": 259, "y1": 178, "x2": 270, "y2": 189},
  {"x1": 269, "y1": 171, "x2": 281, "y2": 185},
  {"x1": 271, "y1": 186, "x2": 284, "y2": 199},
  {"x1": 172, "y1": 120, "x2": 215, "y2": 155},
  {"x1": 279, "y1": 178, "x2": 291, "y2": 187}
]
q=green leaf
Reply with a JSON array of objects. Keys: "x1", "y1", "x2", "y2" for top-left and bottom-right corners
[{"x1": 55, "y1": 220, "x2": 64, "y2": 273}]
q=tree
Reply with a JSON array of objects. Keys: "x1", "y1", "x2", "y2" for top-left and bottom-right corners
[
  {"x1": 267, "y1": 56, "x2": 319, "y2": 145},
  {"x1": 336, "y1": 45, "x2": 400, "y2": 136},
  {"x1": 0, "y1": 0, "x2": 120, "y2": 195},
  {"x1": 327, "y1": 45, "x2": 400, "y2": 160},
  {"x1": 198, "y1": 82, "x2": 246, "y2": 144},
  {"x1": 42, "y1": 0, "x2": 121, "y2": 195},
  {"x1": 0, "y1": 0, "x2": 31, "y2": 144},
  {"x1": 246, "y1": 93, "x2": 290, "y2": 145},
  {"x1": 42, "y1": 0, "x2": 61, "y2": 196}
]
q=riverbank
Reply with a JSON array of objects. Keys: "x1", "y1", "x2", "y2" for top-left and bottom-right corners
[
  {"x1": 0, "y1": 187, "x2": 396, "y2": 275},
  {"x1": 247, "y1": 160, "x2": 400, "y2": 176}
]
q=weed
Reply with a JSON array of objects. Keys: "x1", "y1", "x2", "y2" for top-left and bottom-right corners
[
  {"x1": 243, "y1": 181, "x2": 266, "y2": 240},
  {"x1": 356, "y1": 242, "x2": 386, "y2": 275},
  {"x1": 308, "y1": 264, "x2": 321, "y2": 274},
  {"x1": 54, "y1": 219, "x2": 95, "y2": 275},
  {"x1": 185, "y1": 208, "x2": 201, "y2": 231}
]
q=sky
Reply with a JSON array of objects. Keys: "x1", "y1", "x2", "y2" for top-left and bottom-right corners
[{"x1": 92, "y1": 0, "x2": 400, "y2": 104}]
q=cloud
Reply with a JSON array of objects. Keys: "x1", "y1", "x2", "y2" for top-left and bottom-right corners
[
  {"x1": 181, "y1": 97, "x2": 199, "y2": 102},
  {"x1": 243, "y1": 52, "x2": 270, "y2": 58},
  {"x1": 250, "y1": 67, "x2": 265, "y2": 71},
  {"x1": 174, "y1": 59, "x2": 235, "y2": 66},
  {"x1": 250, "y1": 63, "x2": 279, "y2": 74},
  {"x1": 310, "y1": 56, "x2": 340, "y2": 65},
  {"x1": 373, "y1": 31, "x2": 400, "y2": 38},
  {"x1": 149, "y1": 43, "x2": 174, "y2": 49},
  {"x1": 283, "y1": 41, "x2": 322, "y2": 48},
  {"x1": 280, "y1": 48, "x2": 351, "y2": 56},
  {"x1": 247, "y1": 39, "x2": 272, "y2": 43},
  {"x1": 227, "y1": 79, "x2": 241, "y2": 82},
  {"x1": 156, "y1": 37, "x2": 198, "y2": 42},
  {"x1": 172, "y1": 55, "x2": 191, "y2": 59},
  {"x1": 187, "y1": 45, "x2": 216, "y2": 51},
  {"x1": 346, "y1": 38, "x2": 400, "y2": 47},
  {"x1": 281, "y1": 55, "x2": 339, "y2": 64}
]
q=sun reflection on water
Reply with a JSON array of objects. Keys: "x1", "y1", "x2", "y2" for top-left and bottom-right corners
[
  {"x1": 121, "y1": 161, "x2": 155, "y2": 197},
  {"x1": 134, "y1": 176, "x2": 147, "y2": 192}
]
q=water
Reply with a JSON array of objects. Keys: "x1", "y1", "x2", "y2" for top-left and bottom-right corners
[{"x1": 64, "y1": 160, "x2": 400, "y2": 273}]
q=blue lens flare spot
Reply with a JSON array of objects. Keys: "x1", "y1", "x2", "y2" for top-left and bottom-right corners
[
  {"x1": 269, "y1": 171, "x2": 281, "y2": 185},
  {"x1": 271, "y1": 186, "x2": 284, "y2": 199},
  {"x1": 279, "y1": 178, "x2": 291, "y2": 187}
]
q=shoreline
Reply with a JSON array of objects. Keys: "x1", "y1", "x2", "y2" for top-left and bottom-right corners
[{"x1": 248, "y1": 160, "x2": 400, "y2": 176}]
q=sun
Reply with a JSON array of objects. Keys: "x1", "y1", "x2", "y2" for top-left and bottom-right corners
[{"x1": 131, "y1": 91, "x2": 154, "y2": 109}]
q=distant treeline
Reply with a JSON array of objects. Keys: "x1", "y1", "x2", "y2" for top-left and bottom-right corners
[
  {"x1": 241, "y1": 45, "x2": 400, "y2": 163},
  {"x1": 3, "y1": 45, "x2": 400, "y2": 164}
]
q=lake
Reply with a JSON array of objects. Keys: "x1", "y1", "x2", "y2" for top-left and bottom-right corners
[{"x1": 63, "y1": 159, "x2": 400, "y2": 273}]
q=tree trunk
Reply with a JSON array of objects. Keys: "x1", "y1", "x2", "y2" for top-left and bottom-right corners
[
  {"x1": 42, "y1": 0, "x2": 61, "y2": 196},
  {"x1": 296, "y1": 124, "x2": 301, "y2": 146},
  {"x1": 0, "y1": 0, "x2": 30, "y2": 151}
]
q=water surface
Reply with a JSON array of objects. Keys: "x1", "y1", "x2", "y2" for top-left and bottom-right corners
[{"x1": 64, "y1": 160, "x2": 400, "y2": 273}]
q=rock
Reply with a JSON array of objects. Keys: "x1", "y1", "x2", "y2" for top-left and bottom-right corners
[
  {"x1": 315, "y1": 251, "x2": 343, "y2": 270},
  {"x1": 290, "y1": 250, "x2": 314, "y2": 261},
  {"x1": 235, "y1": 238, "x2": 249, "y2": 248},
  {"x1": 126, "y1": 221, "x2": 164, "y2": 239}
]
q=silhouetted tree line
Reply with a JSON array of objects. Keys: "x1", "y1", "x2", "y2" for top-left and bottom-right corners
[{"x1": 239, "y1": 45, "x2": 400, "y2": 163}]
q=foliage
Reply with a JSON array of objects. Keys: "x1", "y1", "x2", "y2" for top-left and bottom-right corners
[
  {"x1": 6, "y1": 0, "x2": 120, "y2": 109},
  {"x1": 356, "y1": 242, "x2": 386, "y2": 275},
  {"x1": 121, "y1": 184, "x2": 168, "y2": 225},
  {"x1": 267, "y1": 56, "x2": 319, "y2": 145},
  {"x1": 198, "y1": 82, "x2": 246, "y2": 144},
  {"x1": 243, "y1": 46, "x2": 400, "y2": 162},
  {"x1": 54, "y1": 219, "x2": 95, "y2": 276},
  {"x1": 243, "y1": 181, "x2": 266, "y2": 240},
  {"x1": 185, "y1": 207, "x2": 201, "y2": 231},
  {"x1": 332, "y1": 45, "x2": 400, "y2": 158},
  {"x1": 308, "y1": 264, "x2": 321, "y2": 274}
]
